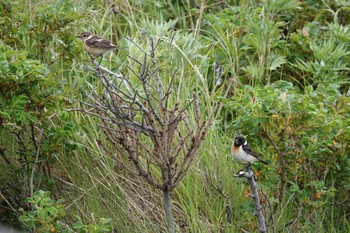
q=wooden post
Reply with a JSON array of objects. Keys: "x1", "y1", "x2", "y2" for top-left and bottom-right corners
[{"x1": 237, "y1": 167, "x2": 267, "y2": 233}]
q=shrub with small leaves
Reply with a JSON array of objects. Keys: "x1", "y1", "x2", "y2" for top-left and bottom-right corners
[
  {"x1": 221, "y1": 80, "x2": 350, "y2": 212},
  {"x1": 0, "y1": 42, "x2": 78, "y2": 212},
  {"x1": 19, "y1": 190, "x2": 113, "y2": 233},
  {"x1": 19, "y1": 190, "x2": 67, "y2": 232}
]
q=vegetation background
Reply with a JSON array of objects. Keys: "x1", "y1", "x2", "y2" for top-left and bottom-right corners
[{"x1": 0, "y1": 0, "x2": 349, "y2": 232}]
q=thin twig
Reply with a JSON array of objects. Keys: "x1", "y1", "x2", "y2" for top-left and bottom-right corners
[
  {"x1": 29, "y1": 128, "x2": 43, "y2": 198},
  {"x1": 260, "y1": 185, "x2": 275, "y2": 233},
  {"x1": 285, "y1": 205, "x2": 303, "y2": 233},
  {"x1": 125, "y1": 36, "x2": 150, "y2": 55}
]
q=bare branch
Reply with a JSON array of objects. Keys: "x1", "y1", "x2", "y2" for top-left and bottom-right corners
[
  {"x1": 30, "y1": 128, "x2": 44, "y2": 198},
  {"x1": 125, "y1": 36, "x2": 151, "y2": 56},
  {"x1": 162, "y1": 67, "x2": 178, "y2": 107},
  {"x1": 261, "y1": 187, "x2": 275, "y2": 233},
  {"x1": 80, "y1": 37, "x2": 214, "y2": 233},
  {"x1": 149, "y1": 38, "x2": 163, "y2": 99}
]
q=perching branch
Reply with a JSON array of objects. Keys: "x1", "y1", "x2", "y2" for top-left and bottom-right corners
[{"x1": 236, "y1": 167, "x2": 267, "y2": 233}]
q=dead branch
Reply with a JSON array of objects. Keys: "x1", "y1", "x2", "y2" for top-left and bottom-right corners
[{"x1": 81, "y1": 37, "x2": 214, "y2": 233}]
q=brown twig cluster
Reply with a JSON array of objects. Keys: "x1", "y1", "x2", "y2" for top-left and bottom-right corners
[{"x1": 81, "y1": 38, "x2": 213, "y2": 232}]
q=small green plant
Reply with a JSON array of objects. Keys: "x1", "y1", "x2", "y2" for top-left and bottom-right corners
[
  {"x1": 73, "y1": 216, "x2": 113, "y2": 233},
  {"x1": 19, "y1": 190, "x2": 113, "y2": 233},
  {"x1": 19, "y1": 190, "x2": 68, "y2": 232}
]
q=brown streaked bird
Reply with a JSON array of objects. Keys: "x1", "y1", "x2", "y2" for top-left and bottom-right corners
[
  {"x1": 77, "y1": 32, "x2": 118, "y2": 62},
  {"x1": 231, "y1": 136, "x2": 268, "y2": 166}
]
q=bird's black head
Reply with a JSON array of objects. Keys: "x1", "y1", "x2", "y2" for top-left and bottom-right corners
[{"x1": 234, "y1": 136, "x2": 246, "y2": 146}]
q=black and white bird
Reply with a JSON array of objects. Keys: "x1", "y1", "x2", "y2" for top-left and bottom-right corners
[{"x1": 231, "y1": 136, "x2": 268, "y2": 166}]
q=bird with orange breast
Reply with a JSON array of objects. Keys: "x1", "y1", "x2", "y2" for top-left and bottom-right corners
[{"x1": 231, "y1": 136, "x2": 268, "y2": 169}]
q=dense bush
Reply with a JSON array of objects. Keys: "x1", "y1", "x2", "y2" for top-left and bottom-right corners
[
  {"x1": 0, "y1": 41, "x2": 78, "y2": 222},
  {"x1": 221, "y1": 81, "x2": 350, "y2": 204}
]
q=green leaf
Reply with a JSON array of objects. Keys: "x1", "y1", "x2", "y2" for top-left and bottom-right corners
[
  {"x1": 18, "y1": 215, "x2": 31, "y2": 222},
  {"x1": 275, "y1": 80, "x2": 294, "y2": 91},
  {"x1": 269, "y1": 55, "x2": 286, "y2": 71},
  {"x1": 10, "y1": 95, "x2": 29, "y2": 112}
]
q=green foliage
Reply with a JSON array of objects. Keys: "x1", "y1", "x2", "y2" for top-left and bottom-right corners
[
  {"x1": 0, "y1": 43, "x2": 47, "y2": 125},
  {"x1": 19, "y1": 190, "x2": 66, "y2": 232},
  {"x1": 0, "y1": 39, "x2": 78, "y2": 219},
  {"x1": 202, "y1": 0, "x2": 350, "y2": 88},
  {"x1": 293, "y1": 34, "x2": 350, "y2": 86},
  {"x1": 19, "y1": 190, "x2": 112, "y2": 233},
  {"x1": 202, "y1": 0, "x2": 299, "y2": 86},
  {"x1": 221, "y1": 80, "x2": 350, "y2": 213},
  {"x1": 0, "y1": 0, "x2": 80, "y2": 62},
  {"x1": 73, "y1": 216, "x2": 113, "y2": 233},
  {"x1": 0, "y1": 0, "x2": 349, "y2": 232},
  {"x1": 0, "y1": 41, "x2": 78, "y2": 154}
]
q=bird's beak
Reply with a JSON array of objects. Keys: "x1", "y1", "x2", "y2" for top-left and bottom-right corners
[{"x1": 76, "y1": 35, "x2": 81, "y2": 38}]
